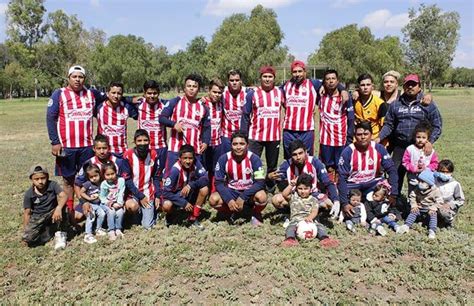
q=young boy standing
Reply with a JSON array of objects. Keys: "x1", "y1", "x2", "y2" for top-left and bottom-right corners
[{"x1": 22, "y1": 164, "x2": 68, "y2": 250}]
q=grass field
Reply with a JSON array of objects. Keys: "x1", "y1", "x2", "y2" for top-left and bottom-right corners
[{"x1": 0, "y1": 90, "x2": 473, "y2": 303}]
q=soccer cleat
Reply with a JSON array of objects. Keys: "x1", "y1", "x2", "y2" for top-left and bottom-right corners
[
  {"x1": 54, "y1": 231, "x2": 67, "y2": 250},
  {"x1": 190, "y1": 220, "x2": 205, "y2": 230},
  {"x1": 281, "y1": 238, "x2": 299, "y2": 247},
  {"x1": 376, "y1": 225, "x2": 387, "y2": 236},
  {"x1": 108, "y1": 231, "x2": 117, "y2": 241},
  {"x1": 115, "y1": 229, "x2": 124, "y2": 238},
  {"x1": 250, "y1": 216, "x2": 263, "y2": 227},
  {"x1": 397, "y1": 224, "x2": 410, "y2": 234},
  {"x1": 428, "y1": 229, "x2": 436, "y2": 239},
  {"x1": 95, "y1": 228, "x2": 107, "y2": 236},
  {"x1": 83, "y1": 233, "x2": 97, "y2": 244}
]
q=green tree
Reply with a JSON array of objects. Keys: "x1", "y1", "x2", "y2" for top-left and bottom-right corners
[
  {"x1": 308, "y1": 24, "x2": 405, "y2": 85},
  {"x1": 6, "y1": 0, "x2": 47, "y2": 49},
  {"x1": 206, "y1": 5, "x2": 287, "y2": 85},
  {"x1": 402, "y1": 4, "x2": 460, "y2": 91}
]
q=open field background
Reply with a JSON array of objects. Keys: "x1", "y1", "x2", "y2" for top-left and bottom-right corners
[{"x1": 0, "y1": 89, "x2": 473, "y2": 303}]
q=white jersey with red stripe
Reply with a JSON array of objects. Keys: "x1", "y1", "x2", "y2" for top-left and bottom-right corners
[
  {"x1": 218, "y1": 151, "x2": 258, "y2": 190},
  {"x1": 201, "y1": 96, "x2": 222, "y2": 146},
  {"x1": 123, "y1": 148, "x2": 158, "y2": 200},
  {"x1": 283, "y1": 79, "x2": 318, "y2": 131},
  {"x1": 247, "y1": 87, "x2": 284, "y2": 141},
  {"x1": 97, "y1": 101, "x2": 130, "y2": 154},
  {"x1": 57, "y1": 87, "x2": 96, "y2": 148},
  {"x1": 318, "y1": 94, "x2": 348, "y2": 146},
  {"x1": 168, "y1": 97, "x2": 208, "y2": 152},
  {"x1": 138, "y1": 100, "x2": 167, "y2": 150},
  {"x1": 346, "y1": 142, "x2": 382, "y2": 184},
  {"x1": 221, "y1": 86, "x2": 246, "y2": 138},
  {"x1": 283, "y1": 156, "x2": 320, "y2": 193}
]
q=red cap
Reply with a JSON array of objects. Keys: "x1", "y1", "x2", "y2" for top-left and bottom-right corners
[
  {"x1": 291, "y1": 60, "x2": 306, "y2": 71},
  {"x1": 259, "y1": 65, "x2": 276, "y2": 76},
  {"x1": 404, "y1": 74, "x2": 420, "y2": 84}
]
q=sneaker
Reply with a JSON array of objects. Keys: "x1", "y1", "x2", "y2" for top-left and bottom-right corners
[
  {"x1": 108, "y1": 231, "x2": 117, "y2": 241},
  {"x1": 115, "y1": 229, "x2": 124, "y2": 238},
  {"x1": 250, "y1": 216, "x2": 263, "y2": 227},
  {"x1": 346, "y1": 223, "x2": 355, "y2": 232},
  {"x1": 54, "y1": 231, "x2": 67, "y2": 250},
  {"x1": 376, "y1": 225, "x2": 387, "y2": 236},
  {"x1": 397, "y1": 224, "x2": 410, "y2": 234},
  {"x1": 428, "y1": 229, "x2": 436, "y2": 239},
  {"x1": 281, "y1": 238, "x2": 299, "y2": 247},
  {"x1": 83, "y1": 233, "x2": 97, "y2": 244},
  {"x1": 319, "y1": 237, "x2": 340, "y2": 249},
  {"x1": 282, "y1": 218, "x2": 290, "y2": 229},
  {"x1": 95, "y1": 228, "x2": 107, "y2": 236},
  {"x1": 190, "y1": 220, "x2": 204, "y2": 230},
  {"x1": 394, "y1": 225, "x2": 401, "y2": 233}
]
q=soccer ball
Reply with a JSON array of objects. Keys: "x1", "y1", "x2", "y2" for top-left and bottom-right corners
[{"x1": 296, "y1": 220, "x2": 318, "y2": 240}]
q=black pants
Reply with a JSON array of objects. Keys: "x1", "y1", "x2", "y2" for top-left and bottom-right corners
[
  {"x1": 249, "y1": 140, "x2": 280, "y2": 190},
  {"x1": 23, "y1": 209, "x2": 68, "y2": 247},
  {"x1": 388, "y1": 144, "x2": 407, "y2": 195}
]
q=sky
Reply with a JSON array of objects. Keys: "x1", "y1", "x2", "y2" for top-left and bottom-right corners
[{"x1": 0, "y1": 0, "x2": 473, "y2": 67}]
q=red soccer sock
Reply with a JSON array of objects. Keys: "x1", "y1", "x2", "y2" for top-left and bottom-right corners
[
  {"x1": 252, "y1": 203, "x2": 266, "y2": 218},
  {"x1": 189, "y1": 205, "x2": 202, "y2": 220},
  {"x1": 66, "y1": 198, "x2": 74, "y2": 212},
  {"x1": 215, "y1": 204, "x2": 231, "y2": 214}
]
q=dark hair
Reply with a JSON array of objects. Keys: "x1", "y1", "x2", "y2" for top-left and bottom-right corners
[
  {"x1": 185, "y1": 73, "x2": 203, "y2": 88},
  {"x1": 209, "y1": 78, "x2": 225, "y2": 90},
  {"x1": 355, "y1": 121, "x2": 373, "y2": 134},
  {"x1": 101, "y1": 161, "x2": 117, "y2": 175},
  {"x1": 323, "y1": 69, "x2": 338, "y2": 80},
  {"x1": 289, "y1": 140, "x2": 306, "y2": 154},
  {"x1": 438, "y1": 159, "x2": 454, "y2": 172},
  {"x1": 143, "y1": 80, "x2": 160, "y2": 92},
  {"x1": 296, "y1": 173, "x2": 313, "y2": 188},
  {"x1": 349, "y1": 189, "x2": 362, "y2": 199},
  {"x1": 107, "y1": 81, "x2": 124, "y2": 92},
  {"x1": 413, "y1": 120, "x2": 432, "y2": 140},
  {"x1": 227, "y1": 69, "x2": 242, "y2": 79},
  {"x1": 134, "y1": 129, "x2": 150, "y2": 141},
  {"x1": 357, "y1": 73, "x2": 373, "y2": 84},
  {"x1": 94, "y1": 134, "x2": 109, "y2": 146},
  {"x1": 179, "y1": 144, "x2": 195, "y2": 158},
  {"x1": 85, "y1": 163, "x2": 101, "y2": 178},
  {"x1": 373, "y1": 184, "x2": 389, "y2": 198},
  {"x1": 231, "y1": 131, "x2": 248, "y2": 143}
]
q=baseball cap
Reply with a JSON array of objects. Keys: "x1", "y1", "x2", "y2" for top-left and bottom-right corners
[
  {"x1": 68, "y1": 65, "x2": 86, "y2": 77},
  {"x1": 404, "y1": 73, "x2": 420, "y2": 85},
  {"x1": 291, "y1": 60, "x2": 306, "y2": 71},
  {"x1": 259, "y1": 65, "x2": 276, "y2": 76},
  {"x1": 28, "y1": 164, "x2": 49, "y2": 178}
]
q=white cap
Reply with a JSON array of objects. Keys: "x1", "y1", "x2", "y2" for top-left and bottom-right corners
[{"x1": 68, "y1": 65, "x2": 86, "y2": 77}]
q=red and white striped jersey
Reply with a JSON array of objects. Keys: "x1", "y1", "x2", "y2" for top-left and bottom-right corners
[
  {"x1": 138, "y1": 101, "x2": 167, "y2": 150},
  {"x1": 168, "y1": 97, "x2": 208, "y2": 152},
  {"x1": 318, "y1": 94, "x2": 348, "y2": 146},
  {"x1": 202, "y1": 96, "x2": 222, "y2": 146},
  {"x1": 57, "y1": 88, "x2": 95, "y2": 148},
  {"x1": 219, "y1": 151, "x2": 258, "y2": 190},
  {"x1": 247, "y1": 88, "x2": 284, "y2": 141},
  {"x1": 283, "y1": 79, "x2": 317, "y2": 131},
  {"x1": 347, "y1": 142, "x2": 381, "y2": 183},
  {"x1": 222, "y1": 86, "x2": 246, "y2": 138},
  {"x1": 97, "y1": 101, "x2": 130, "y2": 154},
  {"x1": 286, "y1": 156, "x2": 319, "y2": 193},
  {"x1": 123, "y1": 148, "x2": 158, "y2": 200}
]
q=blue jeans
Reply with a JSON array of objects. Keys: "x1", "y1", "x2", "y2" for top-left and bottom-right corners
[
  {"x1": 85, "y1": 203, "x2": 106, "y2": 234},
  {"x1": 140, "y1": 200, "x2": 156, "y2": 229},
  {"x1": 381, "y1": 215, "x2": 398, "y2": 230},
  {"x1": 102, "y1": 205, "x2": 124, "y2": 231}
]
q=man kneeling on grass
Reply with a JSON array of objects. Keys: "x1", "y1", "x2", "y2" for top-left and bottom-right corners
[
  {"x1": 22, "y1": 164, "x2": 68, "y2": 250},
  {"x1": 162, "y1": 145, "x2": 209, "y2": 229},
  {"x1": 208, "y1": 131, "x2": 267, "y2": 226}
]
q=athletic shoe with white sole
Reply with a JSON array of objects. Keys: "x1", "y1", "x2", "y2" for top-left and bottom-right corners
[
  {"x1": 428, "y1": 229, "x2": 436, "y2": 239},
  {"x1": 108, "y1": 231, "x2": 117, "y2": 241},
  {"x1": 115, "y1": 229, "x2": 124, "y2": 238},
  {"x1": 83, "y1": 233, "x2": 97, "y2": 244},
  {"x1": 54, "y1": 231, "x2": 67, "y2": 250},
  {"x1": 95, "y1": 228, "x2": 107, "y2": 236},
  {"x1": 397, "y1": 224, "x2": 410, "y2": 234}
]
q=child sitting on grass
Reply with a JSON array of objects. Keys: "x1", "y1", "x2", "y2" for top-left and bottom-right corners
[
  {"x1": 435, "y1": 160, "x2": 465, "y2": 227},
  {"x1": 339, "y1": 189, "x2": 367, "y2": 232},
  {"x1": 100, "y1": 162, "x2": 125, "y2": 241},
  {"x1": 402, "y1": 122, "x2": 439, "y2": 194},
  {"x1": 365, "y1": 181, "x2": 401, "y2": 236},
  {"x1": 22, "y1": 164, "x2": 68, "y2": 250},
  {"x1": 281, "y1": 173, "x2": 339, "y2": 248},
  {"x1": 398, "y1": 169, "x2": 443, "y2": 239},
  {"x1": 80, "y1": 163, "x2": 106, "y2": 244}
]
